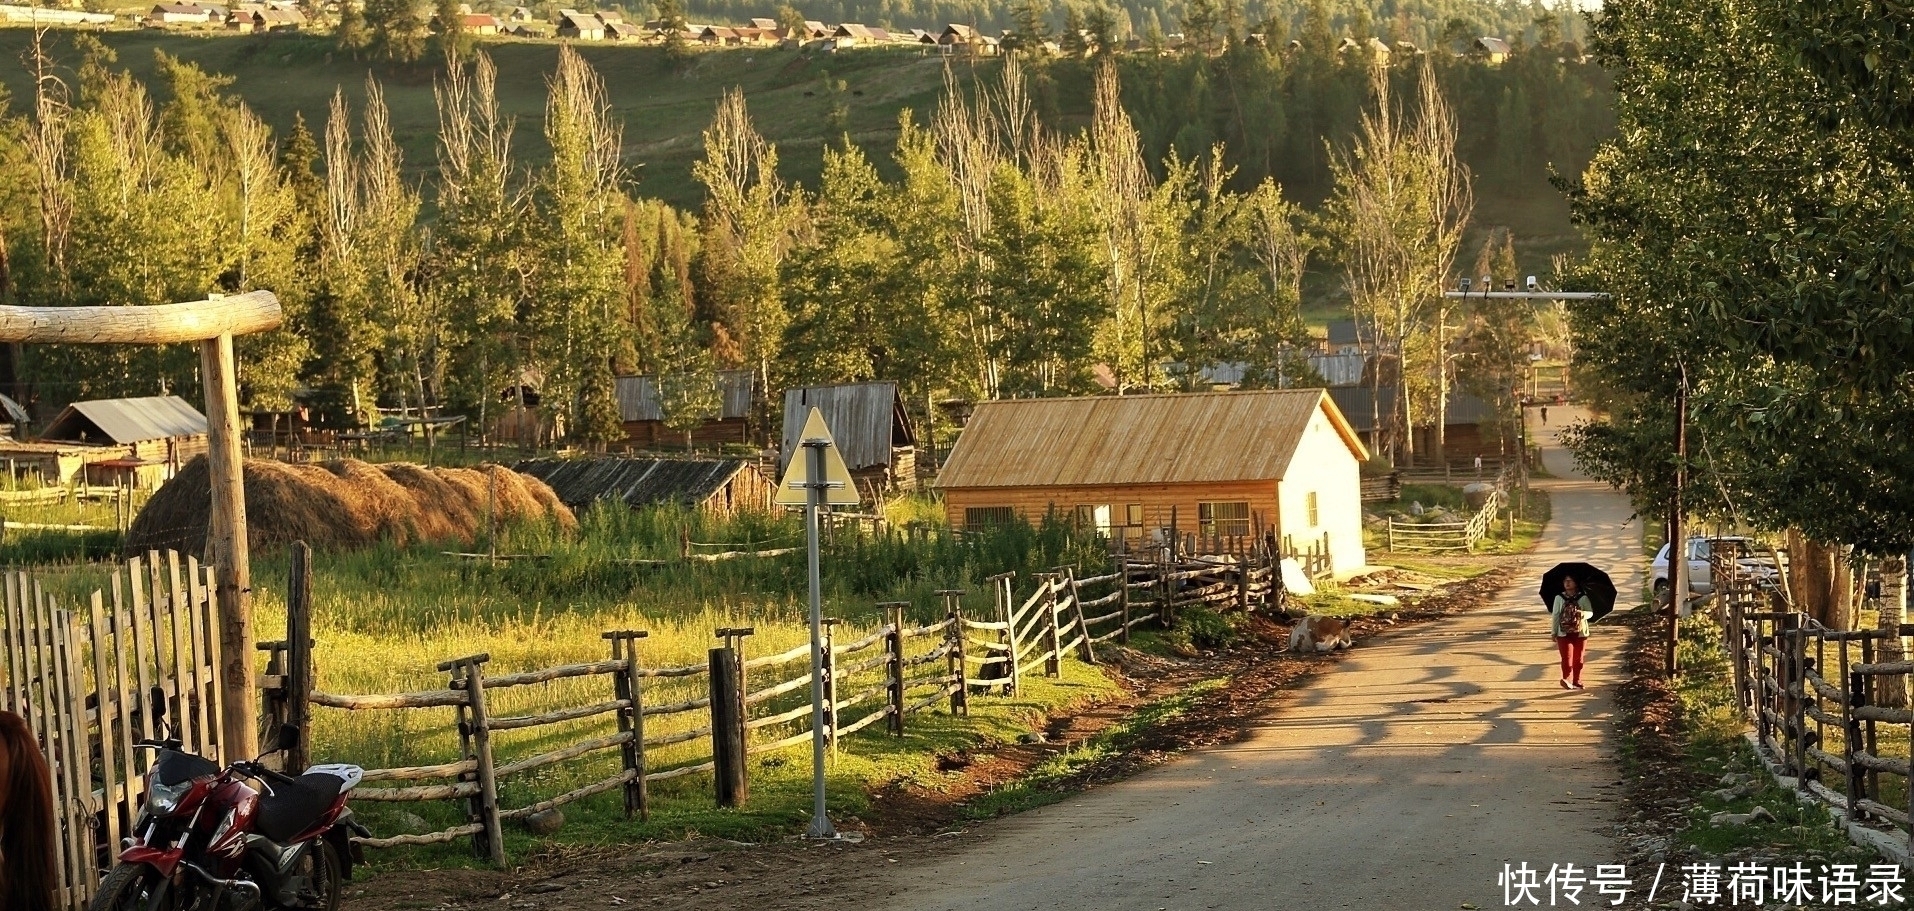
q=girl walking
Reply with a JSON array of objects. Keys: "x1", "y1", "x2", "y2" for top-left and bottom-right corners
[{"x1": 1551, "y1": 575, "x2": 1593, "y2": 689}]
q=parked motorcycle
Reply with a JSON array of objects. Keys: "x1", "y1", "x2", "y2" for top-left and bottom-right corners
[{"x1": 91, "y1": 695, "x2": 370, "y2": 911}]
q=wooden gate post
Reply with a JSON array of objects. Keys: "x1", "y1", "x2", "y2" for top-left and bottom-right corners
[
  {"x1": 283, "y1": 542, "x2": 313, "y2": 774},
  {"x1": 440, "y1": 653, "x2": 504, "y2": 867},
  {"x1": 1845, "y1": 641, "x2": 1864, "y2": 818},
  {"x1": 0, "y1": 292, "x2": 285, "y2": 762},
  {"x1": 709, "y1": 646, "x2": 747, "y2": 807},
  {"x1": 990, "y1": 573, "x2": 1020, "y2": 696},
  {"x1": 1066, "y1": 568, "x2": 1096, "y2": 664},
  {"x1": 881, "y1": 604, "x2": 906, "y2": 736},
  {"x1": 603, "y1": 630, "x2": 649, "y2": 819}
]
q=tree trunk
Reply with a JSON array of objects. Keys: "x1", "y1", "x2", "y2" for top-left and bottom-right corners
[
  {"x1": 1786, "y1": 531, "x2": 1854, "y2": 630},
  {"x1": 1434, "y1": 306, "x2": 1448, "y2": 466},
  {"x1": 1879, "y1": 556, "x2": 1907, "y2": 709}
]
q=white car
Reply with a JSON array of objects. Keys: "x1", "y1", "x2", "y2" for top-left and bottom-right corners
[{"x1": 1652, "y1": 536, "x2": 1780, "y2": 596}]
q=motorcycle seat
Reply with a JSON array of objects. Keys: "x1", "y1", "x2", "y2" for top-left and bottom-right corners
[{"x1": 256, "y1": 773, "x2": 347, "y2": 843}]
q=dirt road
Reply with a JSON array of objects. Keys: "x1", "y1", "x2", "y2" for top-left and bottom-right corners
[{"x1": 871, "y1": 407, "x2": 1639, "y2": 911}]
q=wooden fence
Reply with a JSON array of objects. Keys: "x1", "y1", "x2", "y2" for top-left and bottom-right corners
[
  {"x1": 1383, "y1": 487, "x2": 1505, "y2": 554},
  {"x1": 1359, "y1": 472, "x2": 1403, "y2": 505},
  {"x1": 261, "y1": 548, "x2": 1276, "y2": 864},
  {"x1": 0, "y1": 551, "x2": 226, "y2": 911},
  {"x1": 1721, "y1": 556, "x2": 1914, "y2": 854}
]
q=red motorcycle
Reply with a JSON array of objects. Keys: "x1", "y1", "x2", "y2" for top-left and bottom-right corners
[{"x1": 92, "y1": 700, "x2": 369, "y2": 911}]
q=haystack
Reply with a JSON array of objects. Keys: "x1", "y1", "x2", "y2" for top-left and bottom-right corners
[{"x1": 126, "y1": 456, "x2": 577, "y2": 558}]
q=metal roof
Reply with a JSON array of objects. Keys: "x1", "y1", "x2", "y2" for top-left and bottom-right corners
[
  {"x1": 1325, "y1": 319, "x2": 1363, "y2": 347},
  {"x1": 1325, "y1": 387, "x2": 1501, "y2": 433},
  {"x1": 514, "y1": 458, "x2": 760, "y2": 510},
  {"x1": 780, "y1": 383, "x2": 915, "y2": 472},
  {"x1": 40, "y1": 395, "x2": 207, "y2": 445},
  {"x1": 614, "y1": 371, "x2": 754, "y2": 423},
  {"x1": 0, "y1": 393, "x2": 29, "y2": 425},
  {"x1": 935, "y1": 390, "x2": 1366, "y2": 490},
  {"x1": 1305, "y1": 353, "x2": 1368, "y2": 387}
]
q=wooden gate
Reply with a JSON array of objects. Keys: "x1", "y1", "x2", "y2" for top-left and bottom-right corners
[{"x1": 0, "y1": 551, "x2": 226, "y2": 911}]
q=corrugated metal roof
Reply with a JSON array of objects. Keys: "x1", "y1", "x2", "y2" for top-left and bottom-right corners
[
  {"x1": 935, "y1": 390, "x2": 1366, "y2": 489},
  {"x1": 614, "y1": 371, "x2": 754, "y2": 423},
  {"x1": 1325, "y1": 387, "x2": 1501, "y2": 433},
  {"x1": 0, "y1": 393, "x2": 29, "y2": 426},
  {"x1": 514, "y1": 457, "x2": 758, "y2": 510},
  {"x1": 40, "y1": 395, "x2": 207, "y2": 445},
  {"x1": 1305, "y1": 354, "x2": 1368, "y2": 387},
  {"x1": 780, "y1": 383, "x2": 915, "y2": 472}
]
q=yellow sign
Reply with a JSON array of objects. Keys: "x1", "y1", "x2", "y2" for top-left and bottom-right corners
[{"x1": 775, "y1": 407, "x2": 860, "y2": 507}]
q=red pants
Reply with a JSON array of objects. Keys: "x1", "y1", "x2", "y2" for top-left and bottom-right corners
[{"x1": 1555, "y1": 636, "x2": 1587, "y2": 682}]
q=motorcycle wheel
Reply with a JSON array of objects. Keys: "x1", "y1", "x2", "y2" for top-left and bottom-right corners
[
  {"x1": 291, "y1": 839, "x2": 342, "y2": 911},
  {"x1": 89, "y1": 863, "x2": 180, "y2": 911}
]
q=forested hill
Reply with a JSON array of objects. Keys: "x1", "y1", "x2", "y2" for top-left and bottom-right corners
[
  {"x1": 678, "y1": 0, "x2": 1588, "y2": 47},
  {"x1": 0, "y1": 26, "x2": 1612, "y2": 236}
]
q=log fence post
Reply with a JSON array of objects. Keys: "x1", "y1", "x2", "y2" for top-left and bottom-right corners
[
  {"x1": 989, "y1": 572, "x2": 1019, "y2": 696},
  {"x1": 1842, "y1": 630, "x2": 1861, "y2": 817},
  {"x1": 439, "y1": 653, "x2": 504, "y2": 867},
  {"x1": 603, "y1": 630, "x2": 649, "y2": 819},
  {"x1": 709, "y1": 646, "x2": 747, "y2": 807},
  {"x1": 1115, "y1": 553, "x2": 1132, "y2": 645},
  {"x1": 880, "y1": 603, "x2": 906, "y2": 736},
  {"x1": 1066, "y1": 567, "x2": 1095, "y2": 664},
  {"x1": 717, "y1": 626, "x2": 754, "y2": 790},
  {"x1": 943, "y1": 592, "x2": 968, "y2": 716},
  {"x1": 284, "y1": 541, "x2": 313, "y2": 775},
  {"x1": 1042, "y1": 574, "x2": 1062, "y2": 678},
  {"x1": 1863, "y1": 636, "x2": 1880, "y2": 805}
]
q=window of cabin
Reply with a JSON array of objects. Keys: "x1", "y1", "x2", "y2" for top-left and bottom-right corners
[
  {"x1": 1197, "y1": 501, "x2": 1251, "y2": 537},
  {"x1": 1306, "y1": 491, "x2": 1320, "y2": 527},
  {"x1": 1125, "y1": 504, "x2": 1144, "y2": 528},
  {"x1": 965, "y1": 506, "x2": 1016, "y2": 528},
  {"x1": 1074, "y1": 504, "x2": 1111, "y2": 531}
]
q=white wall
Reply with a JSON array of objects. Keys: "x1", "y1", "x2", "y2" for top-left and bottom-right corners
[{"x1": 1278, "y1": 405, "x2": 1367, "y2": 574}]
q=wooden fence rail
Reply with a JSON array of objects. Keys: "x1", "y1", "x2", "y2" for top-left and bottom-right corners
[{"x1": 1384, "y1": 487, "x2": 1506, "y2": 554}]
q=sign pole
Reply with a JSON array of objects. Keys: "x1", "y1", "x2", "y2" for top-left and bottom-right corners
[{"x1": 803, "y1": 438, "x2": 836, "y2": 839}]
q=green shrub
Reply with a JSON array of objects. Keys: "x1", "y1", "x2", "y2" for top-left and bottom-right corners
[{"x1": 1170, "y1": 607, "x2": 1239, "y2": 651}]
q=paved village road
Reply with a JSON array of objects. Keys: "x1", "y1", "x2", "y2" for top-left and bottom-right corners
[{"x1": 871, "y1": 407, "x2": 1639, "y2": 911}]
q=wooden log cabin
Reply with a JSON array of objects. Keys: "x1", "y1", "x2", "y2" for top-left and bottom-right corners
[
  {"x1": 614, "y1": 370, "x2": 755, "y2": 450},
  {"x1": 34, "y1": 394, "x2": 209, "y2": 487},
  {"x1": 780, "y1": 382, "x2": 918, "y2": 495},
  {"x1": 935, "y1": 389, "x2": 1370, "y2": 575}
]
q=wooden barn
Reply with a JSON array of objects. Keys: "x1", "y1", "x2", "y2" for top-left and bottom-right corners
[
  {"x1": 514, "y1": 457, "x2": 772, "y2": 516},
  {"x1": 780, "y1": 383, "x2": 918, "y2": 495},
  {"x1": 614, "y1": 371, "x2": 754, "y2": 450},
  {"x1": 36, "y1": 395, "x2": 209, "y2": 487},
  {"x1": 1326, "y1": 387, "x2": 1510, "y2": 463},
  {"x1": 936, "y1": 390, "x2": 1370, "y2": 575}
]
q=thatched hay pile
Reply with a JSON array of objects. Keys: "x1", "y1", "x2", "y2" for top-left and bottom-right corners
[{"x1": 127, "y1": 456, "x2": 576, "y2": 558}]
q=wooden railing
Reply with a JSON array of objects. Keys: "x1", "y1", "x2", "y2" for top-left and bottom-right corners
[
  {"x1": 1720, "y1": 557, "x2": 1914, "y2": 851},
  {"x1": 1384, "y1": 487, "x2": 1505, "y2": 554}
]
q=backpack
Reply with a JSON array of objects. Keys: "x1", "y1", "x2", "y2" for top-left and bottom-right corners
[{"x1": 1559, "y1": 599, "x2": 1587, "y2": 638}]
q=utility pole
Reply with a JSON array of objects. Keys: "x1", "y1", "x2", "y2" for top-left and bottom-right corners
[{"x1": 1668, "y1": 364, "x2": 1689, "y2": 675}]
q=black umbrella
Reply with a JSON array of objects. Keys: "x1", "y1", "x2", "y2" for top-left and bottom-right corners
[{"x1": 1539, "y1": 562, "x2": 1618, "y2": 622}]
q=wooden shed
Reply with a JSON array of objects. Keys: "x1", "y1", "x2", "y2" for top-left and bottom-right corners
[
  {"x1": 780, "y1": 383, "x2": 918, "y2": 494},
  {"x1": 614, "y1": 370, "x2": 754, "y2": 450},
  {"x1": 1326, "y1": 386, "x2": 1508, "y2": 463},
  {"x1": 38, "y1": 395, "x2": 208, "y2": 486},
  {"x1": 936, "y1": 390, "x2": 1370, "y2": 574},
  {"x1": 514, "y1": 457, "x2": 771, "y2": 516}
]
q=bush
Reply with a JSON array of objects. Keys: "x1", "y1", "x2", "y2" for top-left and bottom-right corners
[{"x1": 1170, "y1": 607, "x2": 1239, "y2": 651}]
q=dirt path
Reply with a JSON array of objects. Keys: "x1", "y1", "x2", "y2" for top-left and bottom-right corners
[{"x1": 859, "y1": 407, "x2": 1640, "y2": 911}]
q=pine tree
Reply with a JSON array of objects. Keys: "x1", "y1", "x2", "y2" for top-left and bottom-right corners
[
  {"x1": 434, "y1": 0, "x2": 472, "y2": 61},
  {"x1": 335, "y1": 0, "x2": 370, "y2": 54}
]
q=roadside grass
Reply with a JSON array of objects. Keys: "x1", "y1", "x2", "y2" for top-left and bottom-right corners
[
  {"x1": 1, "y1": 493, "x2": 1132, "y2": 857},
  {"x1": 962, "y1": 677, "x2": 1229, "y2": 820},
  {"x1": 1668, "y1": 615, "x2": 1879, "y2": 862}
]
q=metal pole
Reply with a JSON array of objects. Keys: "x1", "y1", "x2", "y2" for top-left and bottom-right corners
[{"x1": 802, "y1": 439, "x2": 836, "y2": 839}]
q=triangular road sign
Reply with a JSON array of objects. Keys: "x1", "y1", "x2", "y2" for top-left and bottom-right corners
[{"x1": 775, "y1": 407, "x2": 861, "y2": 507}]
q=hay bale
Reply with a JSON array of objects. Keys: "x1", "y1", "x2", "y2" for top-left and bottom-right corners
[{"x1": 127, "y1": 456, "x2": 577, "y2": 558}]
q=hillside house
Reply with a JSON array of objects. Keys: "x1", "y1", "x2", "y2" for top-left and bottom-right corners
[
  {"x1": 605, "y1": 20, "x2": 645, "y2": 39},
  {"x1": 939, "y1": 22, "x2": 1001, "y2": 54},
  {"x1": 506, "y1": 6, "x2": 532, "y2": 21},
  {"x1": 780, "y1": 382, "x2": 918, "y2": 494},
  {"x1": 833, "y1": 22, "x2": 875, "y2": 45},
  {"x1": 1472, "y1": 36, "x2": 1512, "y2": 63},
  {"x1": 150, "y1": 2, "x2": 223, "y2": 24},
  {"x1": 515, "y1": 457, "x2": 773, "y2": 516},
  {"x1": 614, "y1": 371, "x2": 754, "y2": 449},
  {"x1": 556, "y1": 9, "x2": 603, "y2": 38},
  {"x1": 699, "y1": 25, "x2": 741, "y2": 44},
  {"x1": 461, "y1": 12, "x2": 500, "y2": 33},
  {"x1": 750, "y1": 16, "x2": 776, "y2": 29},
  {"x1": 937, "y1": 390, "x2": 1369, "y2": 574},
  {"x1": 1324, "y1": 319, "x2": 1365, "y2": 355}
]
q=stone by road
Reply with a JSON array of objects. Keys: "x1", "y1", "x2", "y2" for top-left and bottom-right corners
[{"x1": 872, "y1": 407, "x2": 1640, "y2": 911}]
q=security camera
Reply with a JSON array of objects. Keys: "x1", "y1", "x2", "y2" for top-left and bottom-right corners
[
  {"x1": 1481, "y1": 275, "x2": 1493, "y2": 293},
  {"x1": 1526, "y1": 275, "x2": 1540, "y2": 292},
  {"x1": 1503, "y1": 279, "x2": 1516, "y2": 292},
  {"x1": 1459, "y1": 278, "x2": 1472, "y2": 292}
]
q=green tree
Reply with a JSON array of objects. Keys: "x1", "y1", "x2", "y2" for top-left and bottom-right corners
[
  {"x1": 363, "y1": 0, "x2": 427, "y2": 62},
  {"x1": 434, "y1": 0, "x2": 473, "y2": 61},
  {"x1": 694, "y1": 88, "x2": 790, "y2": 429}
]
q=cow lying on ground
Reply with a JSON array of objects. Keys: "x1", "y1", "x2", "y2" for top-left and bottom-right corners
[{"x1": 1287, "y1": 615, "x2": 1354, "y2": 654}]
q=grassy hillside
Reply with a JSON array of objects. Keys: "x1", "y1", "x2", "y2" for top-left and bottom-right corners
[{"x1": 0, "y1": 27, "x2": 1592, "y2": 312}]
